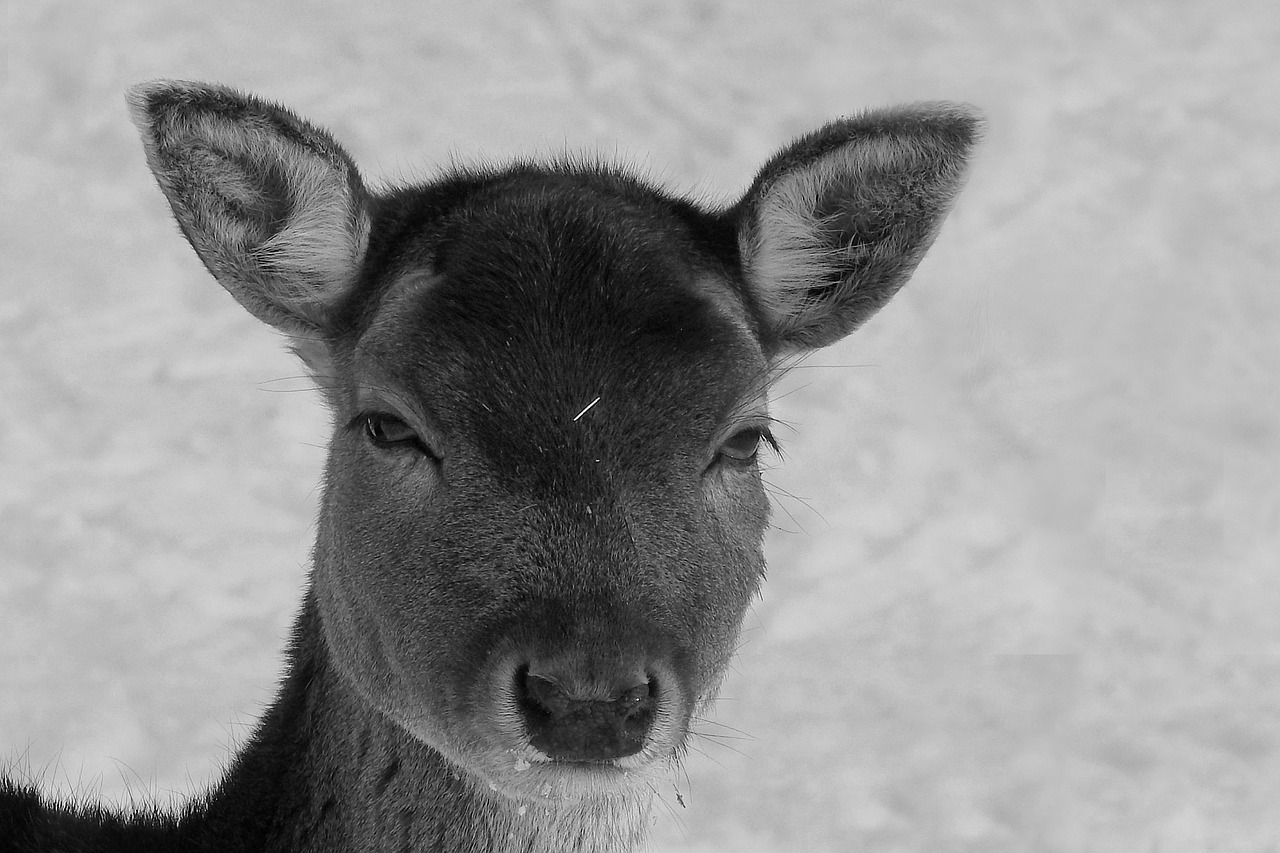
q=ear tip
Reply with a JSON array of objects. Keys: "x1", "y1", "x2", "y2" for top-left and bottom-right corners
[
  {"x1": 125, "y1": 81, "x2": 165, "y2": 135},
  {"x1": 917, "y1": 100, "x2": 986, "y2": 146},
  {"x1": 851, "y1": 101, "x2": 986, "y2": 151},
  {"x1": 125, "y1": 79, "x2": 195, "y2": 130},
  {"x1": 125, "y1": 79, "x2": 247, "y2": 119},
  {"x1": 125, "y1": 79, "x2": 189, "y2": 109}
]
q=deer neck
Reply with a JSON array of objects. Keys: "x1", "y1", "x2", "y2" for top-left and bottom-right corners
[{"x1": 196, "y1": 589, "x2": 655, "y2": 853}]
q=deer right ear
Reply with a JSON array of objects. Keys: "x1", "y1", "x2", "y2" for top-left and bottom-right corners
[
  {"x1": 127, "y1": 81, "x2": 370, "y2": 336},
  {"x1": 735, "y1": 104, "x2": 981, "y2": 353}
]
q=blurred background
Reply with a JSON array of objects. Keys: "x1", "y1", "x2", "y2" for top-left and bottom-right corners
[{"x1": 2, "y1": 2, "x2": 1277, "y2": 850}]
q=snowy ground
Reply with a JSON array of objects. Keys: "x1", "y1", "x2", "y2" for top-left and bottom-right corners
[{"x1": 3, "y1": 2, "x2": 1278, "y2": 850}]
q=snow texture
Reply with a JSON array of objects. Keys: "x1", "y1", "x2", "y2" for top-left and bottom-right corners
[{"x1": 2, "y1": 2, "x2": 1278, "y2": 850}]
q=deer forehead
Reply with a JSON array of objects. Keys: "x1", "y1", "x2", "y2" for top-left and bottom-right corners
[{"x1": 346, "y1": 182, "x2": 770, "y2": 463}]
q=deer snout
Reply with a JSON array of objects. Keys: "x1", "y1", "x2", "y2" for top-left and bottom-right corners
[{"x1": 515, "y1": 662, "x2": 659, "y2": 762}]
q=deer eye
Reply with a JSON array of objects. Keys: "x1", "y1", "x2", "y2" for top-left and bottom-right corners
[
  {"x1": 361, "y1": 412, "x2": 434, "y2": 457},
  {"x1": 718, "y1": 427, "x2": 771, "y2": 464}
]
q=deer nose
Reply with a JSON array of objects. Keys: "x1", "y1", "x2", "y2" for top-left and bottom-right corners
[{"x1": 516, "y1": 665, "x2": 656, "y2": 762}]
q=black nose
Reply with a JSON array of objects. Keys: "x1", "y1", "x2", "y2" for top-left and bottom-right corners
[{"x1": 516, "y1": 667, "x2": 656, "y2": 762}]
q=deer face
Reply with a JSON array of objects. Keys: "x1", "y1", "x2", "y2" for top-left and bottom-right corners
[
  {"x1": 128, "y1": 81, "x2": 978, "y2": 804},
  {"x1": 314, "y1": 178, "x2": 773, "y2": 799}
]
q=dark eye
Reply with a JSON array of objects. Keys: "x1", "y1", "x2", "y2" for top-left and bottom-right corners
[
  {"x1": 361, "y1": 413, "x2": 433, "y2": 456},
  {"x1": 718, "y1": 427, "x2": 770, "y2": 464}
]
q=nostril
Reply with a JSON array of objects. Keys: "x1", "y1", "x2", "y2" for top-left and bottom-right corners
[
  {"x1": 522, "y1": 672, "x2": 651, "y2": 712},
  {"x1": 615, "y1": 681, "x2": 652, "y2": 721},
  {"x1": 521, "y1": 671, "x2": 567, "y2": 719},
  {"x1": 620, "y1": 681, "x2": 648, "y2": 700},
  {"x1": 515, "y1": 666, "x2": 657, "y2": 762}
]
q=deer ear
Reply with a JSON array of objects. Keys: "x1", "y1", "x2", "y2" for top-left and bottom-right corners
[
  {"x1": 127, "y1": 80, "x2": 370, "y2": 335},
  {"x1": 735, "y1": 103, "x2": 982, "y2": 352}
]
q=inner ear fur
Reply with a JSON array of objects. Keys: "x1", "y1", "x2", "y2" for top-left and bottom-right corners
[
  {"x1": 127, "y1": 80, "x2": 371, "y2": 335},
  {"x1": 735, "y1": 103, "x2": 982, "y2": 352}
]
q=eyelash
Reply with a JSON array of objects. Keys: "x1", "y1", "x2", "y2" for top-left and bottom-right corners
[
  {"x1": 717, "y1": 426, "x2": 779, "y2": 465},
  {"x1": 355, "y1": 412, "x2": 437, "y2": 458},
  {"x1": 352, "y1": 412, "x2": 776, "y2": 468}
]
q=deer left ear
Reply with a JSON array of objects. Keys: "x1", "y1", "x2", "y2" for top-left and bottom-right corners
[
  {"x1": 734, "y1": 103, "x2": 982, "y2": 353},
  {"x1": 127, "y1": 80, "x2": 370, "y2": 337}
]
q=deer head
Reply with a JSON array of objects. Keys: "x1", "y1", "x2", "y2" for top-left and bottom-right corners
[{"x1": 128, "y1": 80, "x2": 979, "y2": 807}]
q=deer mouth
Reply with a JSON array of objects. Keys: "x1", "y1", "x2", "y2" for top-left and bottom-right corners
[
  {"x1": 483, "y1": 742, "x2": 675, "y2": 805},
  {"x1": 441, "y1": 656, "x2": 691, "y2": 804}
]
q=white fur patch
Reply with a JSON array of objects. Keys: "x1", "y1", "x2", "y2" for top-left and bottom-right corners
[{"x1": 256, "y1": 142, "x2": 371, "y2": 307}]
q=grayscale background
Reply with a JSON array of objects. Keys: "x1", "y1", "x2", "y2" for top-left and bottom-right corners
[{"x1": 2, "y1": 2, "x2": 1277, "y2": 850}]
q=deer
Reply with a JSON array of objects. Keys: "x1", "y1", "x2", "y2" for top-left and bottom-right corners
[{"x1": 0, "y1": 80, "x2": 979, "y2": 852}]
